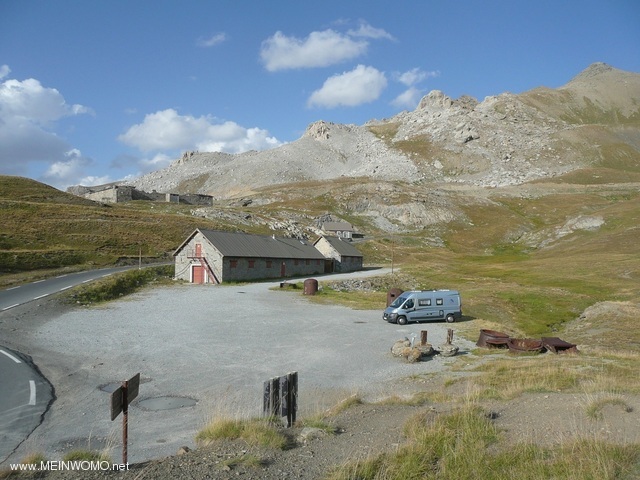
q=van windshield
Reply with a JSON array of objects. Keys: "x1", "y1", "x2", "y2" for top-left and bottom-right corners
[{"x1": 389, "y1": 294, "x2": 409, "y2": 308}]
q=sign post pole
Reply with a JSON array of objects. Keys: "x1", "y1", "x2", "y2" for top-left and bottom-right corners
[
  {"x1": 122, "y1": 379, "x2": 129, "y2": 465},
  {"x1": 110, "y1": 373, "x2": 140, "y2": 466}
]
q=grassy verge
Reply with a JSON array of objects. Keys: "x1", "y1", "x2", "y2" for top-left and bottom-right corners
[
  {"x1": 195, "y1": 417, "x2": 289, "y2": 450},
  {"x1": 64, "y1": 265, "x2": 174, "y2": 305},
  {"x1": 327, "y1": 404, "x2": 640, "y2": 480}
]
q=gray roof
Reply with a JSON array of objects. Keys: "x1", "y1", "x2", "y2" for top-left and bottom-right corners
[
  {"x1": 322, "y1": 221, "x2": 353, "y2": 231},
  {"x1": 315, "y1": 236, "x2": 363, "y2": 257},
  {"x1": 199, "y1": 230, "x2": 326, "y2": 260}
]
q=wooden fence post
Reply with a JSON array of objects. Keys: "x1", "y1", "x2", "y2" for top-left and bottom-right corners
[{"x1": 263, "y1": 372, "x2": 298, "y2": 426}]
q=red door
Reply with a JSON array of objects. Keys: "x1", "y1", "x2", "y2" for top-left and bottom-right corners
[
  {"x1": 195, "y1": 243, "x2": 202, "y2": 257},
  {"x1": 280, "y1": 262, "x2": 286, "y2": 277},
  {"x1": 192, "y1": 265, "x2": 205, "y2": 284}
]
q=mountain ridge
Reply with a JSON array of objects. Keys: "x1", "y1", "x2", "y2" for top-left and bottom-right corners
[{"x1": 74, "y1": 62, "x2": 639, "y2": 199}]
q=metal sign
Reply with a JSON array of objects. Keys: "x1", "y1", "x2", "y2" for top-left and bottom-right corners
[
  {"x1": 110, "y1": 373, "x2": 140, "y2": 420},
  {"x1": 109, "y1": 372, "x2": 140, "y2": 464}
]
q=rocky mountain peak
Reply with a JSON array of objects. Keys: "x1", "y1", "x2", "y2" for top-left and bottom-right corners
[
  {"x1": 417, "y1": 90, "x2": 454, "y2": 110},
  {"x1": 304, "y1": 120, "x2": 334, "y2": 140},
  {"x1": 569, "y1": 62, "x2": 615, "y2": 83}
]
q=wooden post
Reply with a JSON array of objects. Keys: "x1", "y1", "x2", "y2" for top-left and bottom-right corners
[
  {"x1": 447, "y1": 328, "x2": 454, "y2": 344},
  {"x1": 269, "y1": 378, "x2": 279, "y2": 417},
  {"x1": 122, "y1": 380, "x2": 129, "y2": 465},
  {"x1": 262, "y1": 380, "x2": 271, "y2": 416},
  {"x1": 279, "y1": 375, "x2": 289, "y2": 426},
  {"x1": 289, "y1": 372, "x2": 298, "y2": 426},
  {"x1": 421, "y1": 330, "x2": 428, "y2": 346},
  {"x1": 263, "y1": 372, "x2": 298, "y2": 426}
]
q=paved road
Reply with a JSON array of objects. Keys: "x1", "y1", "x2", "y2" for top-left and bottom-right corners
[
  {"x1": 0, "y1": 347, "x2": 52, "y2": 464},
  {"x1": 0, "y1": 266, "x2": 142, "y2": 311},
  {"x1": 0, "y1": 265, "x2": 158, "y2": 463}
]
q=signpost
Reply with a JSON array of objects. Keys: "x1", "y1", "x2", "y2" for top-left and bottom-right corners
[{"x1": 110, "y1": 373, "x2": 140, "y2": 464}]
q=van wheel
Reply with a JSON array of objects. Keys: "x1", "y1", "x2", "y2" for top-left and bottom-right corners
[
  {"x1": 397, "y1": 316, "x2": 408, "y2": 325},
  {"x1": 446, "y1": 314, "x2": 455, "y2": 323}
]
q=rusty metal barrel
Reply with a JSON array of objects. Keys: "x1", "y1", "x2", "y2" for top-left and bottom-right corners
[
  {"x1": 303, "y1": 278, "x2": 318, "y2": 295},
  {"x1": 387, "y1": 288, "x2": 404, "y2": 306},
  {"x1": 476, "y1": 329, "x2": 510, "y2": 348}
]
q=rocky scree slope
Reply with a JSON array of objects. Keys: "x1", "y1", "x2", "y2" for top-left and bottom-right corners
[{"x1": 124, "y1": 63, "x2": 639, "y2": 198}]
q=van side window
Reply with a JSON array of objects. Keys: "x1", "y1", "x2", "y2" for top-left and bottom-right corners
[
  {"x1": 404, "y1": 299, "x2": 414, "y2": 309},
  {"x1": 418, "y1": 299, "x2": 431, "y2": 306},
  {"x1": 436, "y1": 298, "x2": 444, "y2": 306}
]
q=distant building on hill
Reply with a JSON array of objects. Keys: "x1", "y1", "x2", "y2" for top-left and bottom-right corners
[
  {"x1": 320, "y1": 220, "x2": 364, "y2": 241},
  {"x1": 70, "y1": 184, "x2": 213, "y2": 206}
]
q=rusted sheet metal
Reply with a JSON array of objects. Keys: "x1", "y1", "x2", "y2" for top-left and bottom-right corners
[
  {"x1": 507, "y1": 338, "x2": 545, "y2": 354},
  {"x1": 541, "y1": 337, "x2": 578, "y2": 354},
  {"x1": 476, "y1": 329, "x2": 510, "y2": 348}
]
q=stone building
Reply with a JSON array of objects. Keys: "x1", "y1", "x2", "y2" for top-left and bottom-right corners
[
  {"x1": 313, "y1": 236, "x2": 364, "y2": 273},
  {"x1": 320, "y1": 221, "x2": 355, "y2": 240},
  {"x1": 174, "y1": 229, "x2": 329, "y2": 284}
]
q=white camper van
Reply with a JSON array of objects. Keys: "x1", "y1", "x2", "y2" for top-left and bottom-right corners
[{"x1": 383, "y1": 290, "x2": 462, "y2": 325}]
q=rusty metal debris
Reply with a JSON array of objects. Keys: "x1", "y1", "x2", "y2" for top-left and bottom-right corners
[
  {"x1": 476, "y1": 330, "x2": 578, "y2": 354},
  {"x1": 507, "y1": 338, "x2": 544, "y2": 354},
  {"x1": 476, "y1": 329, "x2": 510, "y2": 348},
  {"x1": 541, "y1": 337, "x2": 579, "y2": 354}
]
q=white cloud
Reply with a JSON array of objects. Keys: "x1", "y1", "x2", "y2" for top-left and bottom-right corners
[
  {"x1": 0, "y1": 65, "x2": 10, "y2": 79},
  {"x1": 390, "y1": 68, "x2": 440, "y2": 109},
  {"x1": 140, "y1": 153, "x2": 173, "y2": 170},
  {"x1": 118, "y1": 109, "x2": 282, "y2": 154},
  {"x1": 391, "y1": 86, "x2": 423, "y2": 109},
  {"x1": 260, "y1": 30, "x2": 368, "y2": 71},
  {"x1": 307, "y1": 65, "x2": 387, "y2": 108},
  {"x1": 394, "y1": 68, "x2": 439, "y2": 86},
  {"x1": 347, "y1": 21, "x2": 395, "y2": 40},
  {"x1": 0, "y1": 77, "x2": 93, "y2": 124},
  {"x1": 197, "y1": 32, "x2": 227, "y2": 47},
  {"x1": 0, "y1": 72, "x2": 93, "y2": 178},
  {"x1": 40, "y1": 149, "x2": 110, "y2": 189}
]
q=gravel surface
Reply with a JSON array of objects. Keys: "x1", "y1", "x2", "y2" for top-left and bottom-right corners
[{"x1": 1, "y1": 269, "x2": 475, "y2": 468}]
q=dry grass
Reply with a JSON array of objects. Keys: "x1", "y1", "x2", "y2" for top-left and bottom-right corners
[
  {"x1": 584, "y1": 393, "x2": 633, "y2": 420},
  {"x1": 327, "y1": 402, "x2": 640, "y2": 480},
  {"x1": 195, "y1": 417, "x2": 289, "y2": 450}
]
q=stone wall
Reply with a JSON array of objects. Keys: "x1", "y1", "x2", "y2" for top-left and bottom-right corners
[{"x1": 78, "y1": 185, "x2": 212, "y2": 205}]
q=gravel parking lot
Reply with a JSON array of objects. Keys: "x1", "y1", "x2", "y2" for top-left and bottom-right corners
[{"x1": 6, "y1": 270, "x2": 474, "y2": 464}]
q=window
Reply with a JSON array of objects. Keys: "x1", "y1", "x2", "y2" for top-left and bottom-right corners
[
  {"x1": 436, "y1": 298, "x2": 443, "y2": 306},
  {"x1": 248, "y1": 259, "x2": 255, "y2": 268},
  {"x1": 230, "y1": 259, "x2": 238, "y2": 268},
  {"x1": 418, "y1": 299, "x2": 431, "y2": 306},
  {"x1": 305, "y1": 259, "x2": 310, "y2": 265},
  {"x1": 294, "y1": 259, "x2": 299, "y2": 266},
  {"x1": 266, "y1": 260, "x2": 272, "y2": 268}
]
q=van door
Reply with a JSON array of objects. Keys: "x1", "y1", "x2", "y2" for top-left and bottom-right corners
[
  {"x1": 402, "y1": 297, "x2": 422, "y2": 322},
  {"x1": 417, "y1": 295, "x2": 441, "y2": 321},
  {"x1": 413, "y1": 296, "x2": 431, "y2": 322}
]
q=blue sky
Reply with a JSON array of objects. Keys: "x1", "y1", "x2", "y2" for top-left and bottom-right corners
[{"x1": 1, "y1": 0, "x2": 638, "y2": 190}]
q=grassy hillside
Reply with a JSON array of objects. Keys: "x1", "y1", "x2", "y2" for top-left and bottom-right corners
[
  {"x1": 1, "y1": 174, "x2": 638, "y2": 345},
  {"x1": 0, "y1": 176, "x2": 229, "y2": 277}
]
